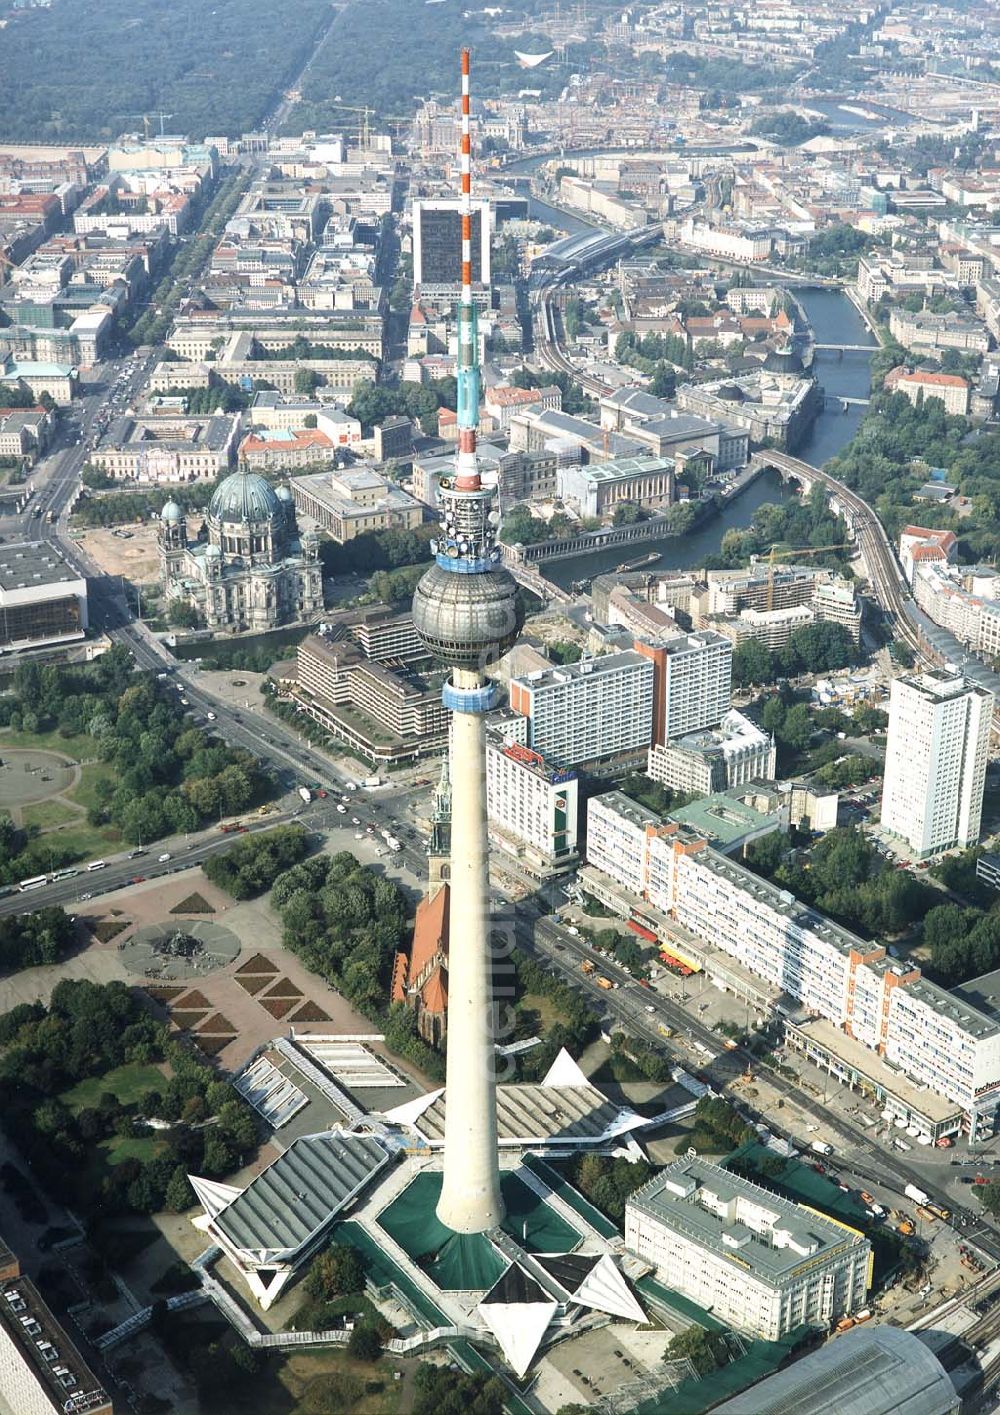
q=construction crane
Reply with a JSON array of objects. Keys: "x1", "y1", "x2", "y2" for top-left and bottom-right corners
[
  {"x1": 758, "y1": 541, "x2": 856, "y2": 612},
  {"x1": 323, "y1": 101, "x2": 415, "y2": 150}
]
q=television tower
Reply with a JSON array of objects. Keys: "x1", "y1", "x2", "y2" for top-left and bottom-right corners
[{"x1": 411, "y1": 47, "x2": 523, "y2": 1234}]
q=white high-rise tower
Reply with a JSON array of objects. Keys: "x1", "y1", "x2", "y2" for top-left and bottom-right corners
[
  {"x1": 881, "y1": 669, "x2": 992, "y2": 859},
  {"x1": 411, "y1": 48, "x2": 523, "y2": 1234}
]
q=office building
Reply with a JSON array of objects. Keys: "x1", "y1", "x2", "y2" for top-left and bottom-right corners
[
  {"x1": 412, "y1": 198, "x2": 491, "y2": 293},
  {"x1": 899, "y1": 525, "x2": 958, "y2": 587},
  {"x1": 711, "y1": 603, "x2": 816, "y2": 652},
  {"x1": 486, "y1": 739, "x2": 578, "y2": 875},
  {"x1": 288, "y1": 630, "x2": 450, "y2": 764},
  {"x1": 635, "y1": 630, "x2": 732, "y2": 746},
  {"x1": 0, "y1": 542, "x2": 88, "y2": 653},
  {"x1": 89, "y1": 412, "x2": 240, "y2": 482},
  {"x1": 881, "y1": 671, "x2": 992, "y2": 858},
  {"x1": 0, "y1": 1272, "x2": 112, "y2": 1415},
  {"x1": 811, "y1": 578, "x2": 863, "y2": 644},
  {"x1": 557, "y1": 455, "x2": 675, "y2": 519},
  {"x1": 977, "y1": 851, "x2": 1000, "y2": 893},
  {"x1": 585, "y1": 792, "x2": 1000, "y2": 1139},
  {"x1": 647, "y1": 709, "x2": 775, "y2": 796},
  {"x1": 586, "y1": 791, "x2": 663, "y2": 898},
  {"x1": 290, "y1": 465, "x2": 424, "y2": 542},
  {"x1": 714, "y1": 1324, "x2": 958, "y2": 1415},
  {"x1": 508, "y1": 651, "x2": 654, "y2": 768},
  {"x1": 884, "y1": 367, "x2": 971, "y2": 416},
  {"x1": 625, "y1": 1159, "x2": 870, "y2": 1340}
]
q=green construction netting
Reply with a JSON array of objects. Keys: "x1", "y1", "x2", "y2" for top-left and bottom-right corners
[
  {"x1": 499, "y1": 1170, "x2": 581, "y2": 1253},
  {"x1": 521, "y1": 1153, "x2": 620, "y2": 1238},
  {"x1": 725, "y1": 1142, "x2": 870, "y2": 1224},
  {"x1": 637, "y1": 1277, "x2": 729, "y2": 1332},
  {"x1": 329, "y1": 1220, "x2": 450, "y2": 1327},
  {"x1": 635, "y1": 1325, "x2": 816, "y2": 1415},
  {"x1": 376, "y1": 1171, "x2": 580, "y2": 1291}
]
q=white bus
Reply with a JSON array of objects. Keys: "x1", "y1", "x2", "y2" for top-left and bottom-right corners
[
  {"x1": 18, "y1": 875, "x2": 48, "y2": 892},
  {"x1": 86, "y1": 860, "x2": 106, "y2": 872},
  {"x1": 51, "y1": 868, "x2": 78, "y2": 881}
]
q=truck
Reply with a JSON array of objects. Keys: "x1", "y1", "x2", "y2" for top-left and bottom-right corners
[
  {"x1": 904, "y1": 1183, "x2": 929, "y2": 1207},
  {"x1": 596, "y1": 976, "x2": 614, "y2": 991},
  {"x1": 363, "y1": 775, "x2": 381, "y2": 788},
  {"x1": 657, "y1": 1022, "x2": 674, "y2": 1038},
  {"x1": 298, "y1": 787, "x2": 312, "y2": 804},
  {"x1": 810, "y1": 1140, "x2": 834, "y2": 1156},
  {"x1": 581, "y1": 961, "x2": 596, "y2": 976}
]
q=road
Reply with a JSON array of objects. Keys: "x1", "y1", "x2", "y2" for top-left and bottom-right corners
[{"x1": 512, "y1": 911, "x2": 1000, "y2": 1265}]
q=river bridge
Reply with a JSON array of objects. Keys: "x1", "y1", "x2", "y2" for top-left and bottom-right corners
[
  {"x1": 823, "y1": 393, "x2": 871, "y2": 408},
  {"x1": 813, "y1": 342, "x2": 878, "y2": 352}
]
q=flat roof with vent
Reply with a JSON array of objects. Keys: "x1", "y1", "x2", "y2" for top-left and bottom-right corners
[
  {"x1": 0, "y1": 1277, "x2": 111, "y2": 1414},
  {"x1": 0, "y1": 541, "x2": 81, "y2": 594},
  {"x1": 628, "y1": 1157, "x2": 868, "y2": 1285}
]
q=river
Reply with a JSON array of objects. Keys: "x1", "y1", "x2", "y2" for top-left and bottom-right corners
[
  {"x1": 543, "y1": 287, "x2": 876, "y2": 589},
  {"x1": 518, "y1": 194, "x2": 876, "y2": 586},
  {"x1": 794, "y1": 287, "x2": 877, "y2": 468},
  {"x1": 800, "y1": 99, "x2": 913, "y2": 132}
]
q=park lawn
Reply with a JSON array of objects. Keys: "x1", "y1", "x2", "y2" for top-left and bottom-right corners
[
  {"x1": 101, "y1": 1135, "x2": 168, "y2": 1167},
  {"x1": 20, "y1": 799, "x2": 82, "y2": 831},
  {"x1": 66, "y1": 762, "x2": 118, "y2": 814},
  {"x1": 0, "y1": 727, "x2": 99, "y2": 762},
  {"x1": 30, "y1": 820, "x2": 121, "y2": 865},
  {"x1": 62, "y1": 1062, "x2": 166, "y2": 1115},
  {"x1": 280, "y1": 1349, "x2": 411, "y2": 1415},
  {"x1": 517, "y1": 990, "x2": 563, "y2": 1033}
]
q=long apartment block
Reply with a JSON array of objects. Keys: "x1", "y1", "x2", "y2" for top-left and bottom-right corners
[{"x1": 586, "y1": 793, "x2": 1000, "y2": 1141}]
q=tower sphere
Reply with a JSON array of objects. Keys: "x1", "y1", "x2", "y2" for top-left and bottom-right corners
[{"x1": 412, "y1": 562, "x2": 523, "y2": 668}]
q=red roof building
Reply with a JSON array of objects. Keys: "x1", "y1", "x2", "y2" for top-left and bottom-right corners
[{"x1": 391, "y1": 884, "x2": 449, "y2": 1046}]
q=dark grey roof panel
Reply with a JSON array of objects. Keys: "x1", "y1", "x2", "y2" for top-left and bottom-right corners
[{"x1": 215, "y1": 1133, "x2": 388, "y2": 1255}]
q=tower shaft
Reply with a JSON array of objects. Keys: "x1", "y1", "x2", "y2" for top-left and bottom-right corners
[{"x1": 436, "y1": 669, "x2": 503, "y2": 1232}]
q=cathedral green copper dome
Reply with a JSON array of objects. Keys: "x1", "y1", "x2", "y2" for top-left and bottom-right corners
[{"x1": 209, "y1": 468, "x2": 282, "y2": 524}]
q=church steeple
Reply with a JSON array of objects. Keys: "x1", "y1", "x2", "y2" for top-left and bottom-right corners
[{"x1": 428, "y1": 754, "x2": 452, "y2": 884}]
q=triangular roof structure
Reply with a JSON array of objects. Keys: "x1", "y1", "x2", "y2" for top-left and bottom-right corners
[
  {"x1": 542, "y1": 1047, "x2": 590, "y2": 1088},
  {"x1": 574, "y1": 1253, "x2": 647, "y2": 1323},
  {"x1": 535, "y1": 1251, "x2": 599, "y2": 1295},
  {"x1": 382, "y1": 1087, "x2": 443, "y2": 1126},
  {"x1": 479, "y1": 1263, "x2": 558, "y2": 1377},
  {"x1": 188, "y1": 1174, "x2": 241, "y2": 1220},
  {"x1": 535, "y1": 1251, "x2": 647, "y2": 1323}
]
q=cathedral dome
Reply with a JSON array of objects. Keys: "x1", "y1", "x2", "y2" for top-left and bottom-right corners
[
  {"x1": 209, "y1": 468, "x2": 282, "y2": 524},
  {"x1": 161, "y1": 499, "x2": 183, "y2": 522}
]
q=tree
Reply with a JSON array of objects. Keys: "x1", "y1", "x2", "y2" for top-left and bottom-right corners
[
  {"x1": 304, "y1": 1243, "x2": 366, "y2": 1300},
  {"x1": 665, "y1": 1325, "x2": 730, "y2": 1375},
  {"x1": 164, "y1": 1165, "x2": 193, "y2": 1211},
  {"x1": 347, "y1": 1325, "x2": 382, "y2": 1361},
  {"x1": 294, "y1": 367, "x2": 321, "y2": 396},
  {"x1": 779, "y1": 703, "x2": 813, "y2": 752},
  {"x1": 733, "y1": 638, "x2": 774, "y2": 687}
]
